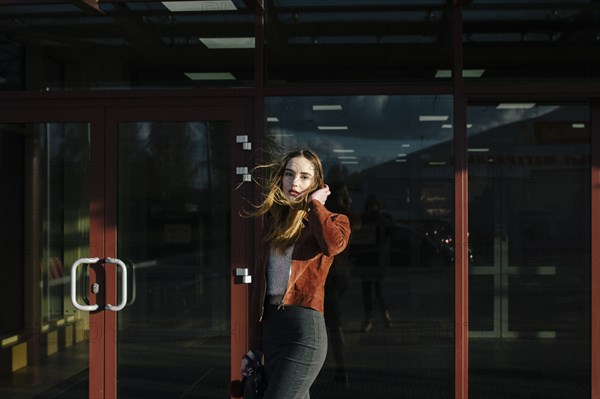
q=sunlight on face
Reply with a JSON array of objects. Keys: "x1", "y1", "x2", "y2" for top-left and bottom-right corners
[{"x1": 281, "y1": 156, "x2": 315, "y2": 201}]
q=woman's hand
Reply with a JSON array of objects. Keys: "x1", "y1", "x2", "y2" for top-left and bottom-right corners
[
  {"x1": 309, "y1": 184, "x2": 330, "y2": 205},
  {"x1": 241, "y1": 349, "x2": 258, "y2": 376}
]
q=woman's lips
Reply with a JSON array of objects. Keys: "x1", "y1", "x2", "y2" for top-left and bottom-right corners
[{"x1": 289, "y1": 190, "x2": 299, "y2": 197}]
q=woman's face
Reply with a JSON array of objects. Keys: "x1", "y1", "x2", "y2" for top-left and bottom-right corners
[{"x1": 281, "y1": 156, "x2": 316, "y2": 201}]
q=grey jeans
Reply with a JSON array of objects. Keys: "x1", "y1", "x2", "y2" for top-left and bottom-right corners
[{"x1": 262, "y1": 304, "x2": 328, "y2": 399}]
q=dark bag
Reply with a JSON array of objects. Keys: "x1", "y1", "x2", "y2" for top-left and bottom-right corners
[{"x1": 242, "y1": 358, "x2": 267, "y2": 399}]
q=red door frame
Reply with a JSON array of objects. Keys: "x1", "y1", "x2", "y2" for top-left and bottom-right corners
[{"x1": 102, "y1": 102, "x2": 253, "y2": 398}]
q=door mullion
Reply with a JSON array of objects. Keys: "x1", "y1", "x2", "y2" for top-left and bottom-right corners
[{"x1": 89, "y1": 114, "x2": 107, "y2": 399}]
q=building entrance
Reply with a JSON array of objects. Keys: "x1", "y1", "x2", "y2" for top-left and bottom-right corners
[{"x1": 0, "y1": 102, "x2": 252, "y2": 398}]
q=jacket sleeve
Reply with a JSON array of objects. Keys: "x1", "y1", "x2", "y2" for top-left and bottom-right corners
[{"x1": 307, "y1": 199, "x2": 351, "y2": 256}]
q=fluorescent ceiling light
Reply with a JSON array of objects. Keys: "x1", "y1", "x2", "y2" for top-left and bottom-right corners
[
  {"x1": 162, "y1": 1, "x2": 237, "y2": 12},
  {"x1": 337, "y1": 156, "x2": 356, "y2": 159},
  {"x1": 266, "y1": 117, "x2": 279, "y2": 122},
  {"x1": 435, "y1": 69, "x2": 485, "y2": 78},
  {"x1": 318, "y1": 126, "x2": 348, "y2": 130},
  {"x1": 419, "y1": 115, "x2": 448, "y2": 122},
  {"x1": 397, "y1": 153, "x2": 406, "y2": 157},
  {"x1": 312, "y1": 105, "x2": 343, "y2": 111},
  {"x1": 200, "y1": 37, "x2": 255, "y2": 49},
  {"x1": 429, "y1": 161, "x2": 447, "y2": 166},
  {"x1": 464, "y1": 69, "x2": 485, "y2": 78},
  {"x1": 184, "y1": 72, "x2": 235, "y2": 80},
  {"x1": 497, "y1": 103, "x2": 536, "y2": 109},
  {"x1": 402, "y1": 144, "x2": 410, "y2": 147},
  {"x1": 333, "y1": 149, "x2": 354, "y2": 153},
  {"x1": 468, "y1": 148, "x2": 490, "y2": 152},
  {"x1": 572, "y1": 123, "x2": 586, "y2": 128},
  {"x1": 341, "y1": 161, "x2": 359, "y2": 165},
  {"x1": 395, "y1": 159, "x2": 407, "y2": 163},
  {"x1": 442, "y1": 124, "x2": 473, "y2": 128}
]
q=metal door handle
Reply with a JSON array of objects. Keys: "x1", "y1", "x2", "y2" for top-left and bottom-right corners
[
  {"x1": 70, "y1": 257, "x2": 128, "y2": 312},
  {"x1": 71, "y1": 257, "x2": 100, "y2": 311},
  {"x1": 105, "y1": 257, "x2": 128, "y2": 311}
]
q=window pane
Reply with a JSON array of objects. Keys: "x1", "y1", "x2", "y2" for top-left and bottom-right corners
[
  {"x1": 265, "y1": 2, "x2": 452, "y2": 85},
  {"x1": 463, "y1": 3, "x2": 600, "y2": 80},
  {"x1": 265, "y1": 95, "x2": 455, "y2": 397},
  {"x1": 0, "y1": 3, "x2": 254, "y2": 90},
  {"x1": 117, "y1": 121, "x2": 231, "y2": 397},
  {"x1": 0, "y1": 122, "x2": 90, "y2": 398},
  {"x1": 468, "y1": 103, "x2": 591, "y2": 398}
]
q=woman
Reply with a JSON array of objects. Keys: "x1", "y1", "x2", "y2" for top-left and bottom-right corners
[{"x1": 241, "y1": 149, "x2": 351, "y2": 399}]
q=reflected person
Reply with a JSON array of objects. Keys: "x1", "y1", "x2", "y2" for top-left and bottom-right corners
[
  {"x1": 354, "y1": 194, "x2": 393, "y2": 332},
  {"x1": 324, "y1": 181, "x2": 358, "y2": 388}
]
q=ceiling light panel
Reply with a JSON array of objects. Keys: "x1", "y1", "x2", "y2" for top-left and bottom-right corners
[
  {"x1": 184, "y1": 72, "x2": 235, "y2": 80},
  {"x1": 496, "y1": 103, "x2": 536, "y2": 109},
  {"x1": 312, "y1": 105, "x2": 343, "y2": 111},
  {"x1": 200, "y1": 37, "x2": 255, "y2": 49},
  {"x1": 162, "y1": 1, "x2": 237, "y2": 12},
  {"x1": 419, "y1": 115, "x2": 449, "y2": 121}
]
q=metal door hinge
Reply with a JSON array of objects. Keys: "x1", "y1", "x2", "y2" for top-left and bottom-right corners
[{"x1": 236, "y1": 135, "x2": 252, "y2": 150}]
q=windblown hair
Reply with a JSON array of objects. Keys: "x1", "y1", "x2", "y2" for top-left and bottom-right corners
[{"x1": 248, "y1": 148, "x2": 324, "y2": 251}]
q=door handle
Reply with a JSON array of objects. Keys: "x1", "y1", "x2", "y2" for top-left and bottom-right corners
[
  {"x1": 105, "y1": 257, "x2": 128, "y2": 312},
  {"x1": 71, "y1": 257, "x2": 100, "y2": 311},
  {"x1": 70, "y1": 257, "x2": 128, "y2": 312}
]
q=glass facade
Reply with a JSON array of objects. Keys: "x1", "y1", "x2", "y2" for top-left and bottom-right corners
[
  {"x1": 0, "y1": 2, "x2": 599, "y2": 399},
  {"x1": 467, "y1": 103, "x2": 591, "y2": 398},
  {"x1": 265, "y1": 1, "x2": 452, "y2": 85},
  {"x1": 463, "y1": 2, "x2": 600, "y2": 80},
  {"x1": 0, "y1": 2, "x2": 255, "y2": 90}
]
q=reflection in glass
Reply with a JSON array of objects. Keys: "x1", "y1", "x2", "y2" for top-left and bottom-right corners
[
  {"x1": 265, "y1": 3, "x2": 452, "y2": 84},
  {"x1": 0, "y1": 123, "x2": 90, "y2": 398},
  {"x1": 117, "y1": 121, "x2": 231, "y2": 398},
  {"x1": 467, "y1": 104, "x2": 590, "y2": 398},
  {"x1": 0, "y1": 4, "x2": 255, "y2": 91},
  {"x1": 265, "y1": 95, "x2": 454, "y2": 398}
]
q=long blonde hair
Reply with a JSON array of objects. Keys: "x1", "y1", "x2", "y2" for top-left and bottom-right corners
[{"x1": 248, "y1": 149, "x2": 324, "y2": 251}]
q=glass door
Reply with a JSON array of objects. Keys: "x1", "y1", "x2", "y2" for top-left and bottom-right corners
[
  {"x1": 0, "y1": 118, "x2": 103, "y2": 399},
  {"x1": 104, "y1": 107, "x2": 250, "y2": 398}
]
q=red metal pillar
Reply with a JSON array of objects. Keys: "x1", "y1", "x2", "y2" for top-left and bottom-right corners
[{"x1": 452, "y1": 4, "x2": 468, "y2": 399}]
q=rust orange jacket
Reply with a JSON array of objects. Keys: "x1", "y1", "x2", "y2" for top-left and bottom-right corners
[{"x1": 249, "y1": 199, "x2": 351, "y2": 353}]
